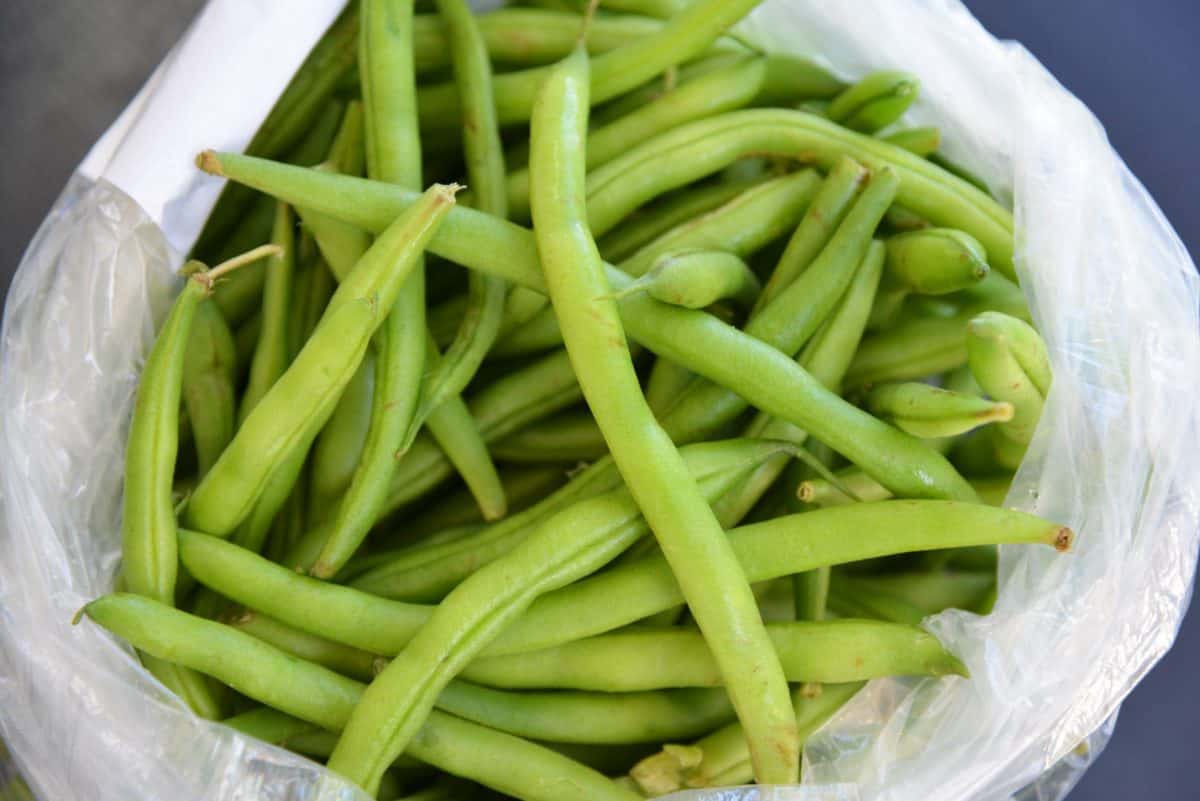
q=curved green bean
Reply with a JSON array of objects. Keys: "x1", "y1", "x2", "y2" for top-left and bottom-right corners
[
  {"x1": 227, "y1": 609, "x2": 380, "y2": 682},
  {"x1": 463, "y1": 619, "x2": 964, "y2": 691},
  {"x1": 883, "y1": 126, "x2": 941, "y2": 157},
  {"x1": 866, "y1": 381, "x2": 1014, "y2": 438},
  {"x1": 308, "y1": 353, "x2": 374, "y2": 515},
  {"x1": 885, "y1": 228, "x2": 989, "y2": 295},
  {"x1": 613, "y1": 249, "x2": 760, "y2": 309},
  {"x1": 827, "y1": 70, "x2": 920, "y2": 134},
  {"x1": 401, "y1": 465, "x2": 570, "y2": 541},
  {"x1": 237, "y1": 202, "x2": 295, "y2": 424},
  {"x1": 437, "y1": 682, "x2": 734, "y2": 745},
  {"x1": 181, "y1": 299, "x2": 237, "y2": 478}
]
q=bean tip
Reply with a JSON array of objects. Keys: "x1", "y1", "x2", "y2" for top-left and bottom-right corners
[
  {"x1": 1053, "y1": 526, "x2": 1074, "y2": 552},
  {"x1": 70, "y1": 604, "x2": 88, "y2": 626},
  {"x1": 195, "y1": 149, "x2": 224, "y2": 176}
]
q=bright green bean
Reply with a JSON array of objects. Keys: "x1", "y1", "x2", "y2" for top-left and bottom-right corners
[
  {"x1": 414, "y1": 0, "x2": 765, "y2": 131},
  {"x1": 613, "y1": 249, "x2": 760, "y2": 309},
  {"x1": 885, "y1": 227, "x2": 989, "y2": 295},
  {"x1": 308, "y1": 353, "x2": 374, "y2": 515},
  {"x1": 401, "y1": 465, "x2": 570, "y2": 541},
  {"x1": 836, "y1": 569, "x2": 996, "y2": 617},
  {"x1": 826, "y1": 576, "x2": 928, "y2": 625},
  {"x1": 489, "y1": 305, "x2": 566, "y2": 358},
  {"x1": 181, "y1": 300, "x2": 237, "y2": 478},
  {"x1": 124, "y1": 254, "x2": 273, "y2": 719},
  {"x1": 182, "y1": 184, "x2": 457, "y2": 536},
  {"x1": 844, "y1": 311, "x2": 974, "y2": 389},
  {"x1": 526, "y1": 46, "x2": 798, "y2": 785},
  {"x1": 227, "y1": 609, "x2": 380, "y2": 682},
  {"x1": 826, "y1": 70, "x2": 920, "y2": 134},
  {"x1": 237, "y1": 203, "x2": 295, "y2": 424},
  {"x1": 193, "y1": 154, "x2": 982, "y2": 501},
  {"x1": 437, "y1": 682, "x2": 734, "y2": 745},
  {"x1": 866, "y1": 381, "x2": 1014, "y2": 438},
  {"x1": 462, "y1": 619, "x2": 964, "y2": 691},
  {"x1": 209, "y1": 197, "x2": 274, "y2": 327}
]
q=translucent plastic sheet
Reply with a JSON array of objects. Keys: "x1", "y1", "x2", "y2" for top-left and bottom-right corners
[{"x1": 2, "y1": 1, "x2": 1198, "y2": 800}]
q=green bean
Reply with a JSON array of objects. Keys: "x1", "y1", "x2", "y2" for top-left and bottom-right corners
[
  {"x1": 308, "y1": 353, "x2": 374, "y2": 516},
  {"x1": 182, "y1": 184, "x2": 457, "y2": 537},
  {"x1": 825, "y1": 577, "x2": 928, "y2": 625},
  {"x1": 401, "y1": 465, "x2": 570, "y2": 541},
  {"x1": 194, "y1": 154, "x2": 982, "y2": 501},
  {"x1": 491, "y1": 410, "x2": 607, "y2": 463},
  {"x1": 597, "y1": 176, "x2": 767, "y2": 263},
  {"x1": 349, "y1": 525, "x2": 486, "y2": 581},
  {"x1": 123, "y1": 248, "x2": 277, "y2": 717},
  {"x1": 612, "y1": 249, "x2": 759, "y2": 309},
  {"x1": 413, "y1": 8, "x2": 682, "y2": 72},
  {"x1": 658, "y1": 169, "x2": 897, "y2": 444},
  {"x1": 227, "y1": 609, "x2": 380, "y2": 682},
  {"x1": 83, "y1": 595, "x2": 639, "y2": 801},
  {"x1": 238, "y1": 203, "x2": 295, "y2": 424},
  {"x1": 885, "y1": 227, "x2": 989, "y2": 296},
  {"x1": 325, "y1": 436, "x2": 791, "y2": 788},
  {"x1": 224, "y1": 705, "x2": 319, "y2": 746},
  {"x1": 866, "y1": 381, "x2": 1014, "y2": 439},
  {"x1": 966, "y1": 311, "x2": 1051, "y2": 444},
  {"x1": 826, "y1": 70, "x2": 920, "y2": 134},
  {"x1": 437, "y1": 682, "x2": 734, "y2": 745},
  {"x1": 837, "y1": 569, "x2": 996, "y2": 616},
  {"x1": 415, "y1": 0, "x2": 765, "y2": 131},
  {"x1": 883, "y1": 126, "x2": 941, "y2": 157},
  {"x1": 181, "y1": 300, "x2": 237, "y2": 478},
  {"x1": 463, "y1": 619, "x2": 964, "y2": 691},
  {"x1": 582, "y1": 109, "x2": 1015, "y2": 277},
  {"x1": 192, "y1": 8, "x2": 359, "y2": 259},
  {"x1": 631, "y1": 682, "x2": 865, "y2": 794},
  {"x1": 412, "y1": 0, "x2": 509, "y2": 436},
  {"x1": 505, "y1": 55, "x2": 769, "y2": 220},
  {"x1": 884, "y1": 203, "x2": 932, "y2": 233},
  {"x1": 525, "y1": 45, "x2": 798, "y2": 785}
]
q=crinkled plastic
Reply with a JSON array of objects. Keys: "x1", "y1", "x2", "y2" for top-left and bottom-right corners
[{"x1": 1, "y1": 1, "x2": 1198, "y2": 800}]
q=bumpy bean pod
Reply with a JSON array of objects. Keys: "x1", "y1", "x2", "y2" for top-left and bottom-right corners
[{"x1": 866, "y1": 381, "x2": 1014, "y2": 438}]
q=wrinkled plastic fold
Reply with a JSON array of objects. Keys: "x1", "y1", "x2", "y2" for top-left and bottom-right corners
[{"x1": 2, "y1": 1, "x2": 1198, "y2": 800}]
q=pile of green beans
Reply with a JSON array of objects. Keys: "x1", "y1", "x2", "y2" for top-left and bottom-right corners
[{"x1": 77, "y1": 3, "x2": 1073, "y2": 800}]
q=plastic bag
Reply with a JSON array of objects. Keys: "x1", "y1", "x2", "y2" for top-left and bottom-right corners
[{"x1": 2, "y1": 1, "x2": 1198, "y2": 800}]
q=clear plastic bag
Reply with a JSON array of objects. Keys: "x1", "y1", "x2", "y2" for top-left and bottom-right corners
[{"x1": 2, "y1": 2, "x2": 1198, "y2": 800}]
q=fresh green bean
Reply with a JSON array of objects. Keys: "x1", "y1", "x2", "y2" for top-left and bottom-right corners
[
  {"x1": 966, "y1": 311, "x2": 1051, "y2": 441},
  {"x1": 751, "y1": 155, "x2": 868, "y2": 316},
  {"x1": 182, "y1": 184, "x2": 457, "y2": 537},
  {"x1": 412, "y1": 0, "x2": 509, "y2": 437},
  {"x1": 82, "y1": 595, "x2": 639, "y2": 801},
  {"x1": 505, "y1": 55, "x2": 770, "y2": 219},
  {"x1": 325, "y1": 435, "x2": 790, "y2": 789},
  {"x1": 525, "y1": 46, "x2": 798, "y2": 784},
  {"x1": 437, "y1": 682, "x2": 735, "y2": 745},
  {"x1": 400, "y1": 465, "x2": 570, "y2": 541},
  {"x1": 826, "y1": 70, "x2": 920, "y2": 134},
  {"x1": 825, "y1": 577, "x2": 928, "y2": 625},
  {"x1": 582, "y1": 109, "x2": 1015, "y2": 277},
  {"x1": 236, "y1": 203, "x2": 295, "y2": 425},
  {"x1": 126, "y1": 255, "x2": 268, "y2": 718},
  {"x1": 462, "y1": 619, "x2": 965, "y2": 691},
  {"x1": 844, "y1": 310, "x2": 974, "y2": 390},
  {"x1": 835, "y1": 569, "x2": 996, "y2": 617},
  {"x1": 194, "y1": 153, "x2": 983, "y2": 502},
  {"x1": 181, "y1": 300, "x2": 237, "y2": 478},
  {"x1": 866, "y1": 381, "x2": 1014, "y2": 438},
  {"x1": 613, "y1": 249, "x2": 760, "y2": 309},
  {"x1": 885, "y1": 227, "x2": 989, "y2": 295},
  {"x1": 223, "y1": 705, "x2": 320, "y2": 746},
  {"x1": 209, "y1": 197, "x2": 274, "y2": 327},
  {"x1": 489, "y1": 305, "x2": 566, "y2": 358},
  {"x1": 491, "y1": 410, "x2": 607, "y2": 463},
  {"x1": 349, "y1": 525, "x2": 486, "y2": 581},
  {"x1": 308, "y1": 353, "x2": 374, "y2": 517},
  {"x1": 883, "y1": 126, "x2": 941, "y2": 157},
  {"x1": 415, "y1": 0, "x2": 765, "y2": 131}
]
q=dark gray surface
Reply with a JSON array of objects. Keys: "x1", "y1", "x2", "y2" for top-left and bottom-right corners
[{"x1": 0, "y1": 2, "x2": 1196, "y2": 799}]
